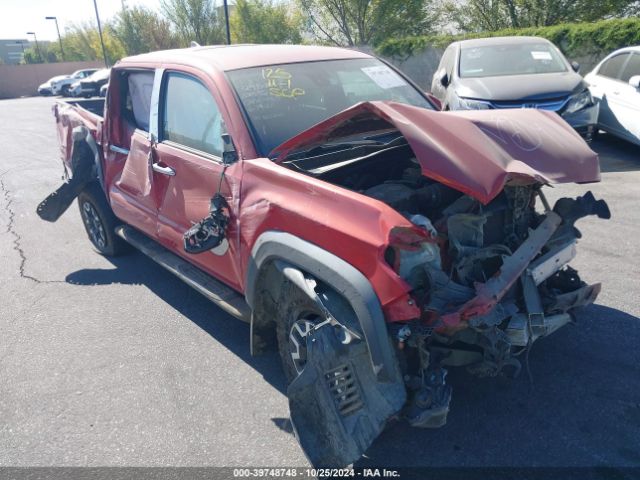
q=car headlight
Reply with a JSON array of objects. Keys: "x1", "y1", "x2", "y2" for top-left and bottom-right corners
[
  {"x1": 564, "y1": 90, "x2": 593, "y2": 115},
  {"x1": 457, "y1": 97, "x2": 493, "y2": 110}
]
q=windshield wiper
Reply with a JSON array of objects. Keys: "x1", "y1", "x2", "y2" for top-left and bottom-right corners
[{"x1": 289, "y1": 134, "x2": 406, "y2": 160}]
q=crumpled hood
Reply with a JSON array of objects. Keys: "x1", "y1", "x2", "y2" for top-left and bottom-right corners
[
  {"x1": 456, "y1": 72, "x2": 584, "y2": 101},
  {"x1": 272, "y1": 101, "x2": 600, "y2": 204}
]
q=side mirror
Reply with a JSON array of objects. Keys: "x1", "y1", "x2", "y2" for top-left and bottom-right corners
[
  {"x1": 425, "y1": 92, "x2": 443, "y2": 111},
  {"x1": 571, "y1": 61, "x2": 580, "y2": 73},
  {"x1": 629, "y1": 75, "x2": 640, "y2": 89},
  {"x1": 221, "y1": 133, "x2": 238, "y2": 165},
  {"x1": 440, "y1": 71, "x2": 450, "y2": 88}
]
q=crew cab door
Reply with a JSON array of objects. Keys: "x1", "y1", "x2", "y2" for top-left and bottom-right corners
[
  {"x1": 153, "y1": 70, "x2": 243, "y2": 290},
  {"x1": 107, "y1": 69, "x2": 161, "y2": 238}
]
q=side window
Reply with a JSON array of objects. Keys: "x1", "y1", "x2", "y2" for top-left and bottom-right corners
[
  {"x1": 598, "y1": 53, "x2": 630, "y2": 80},
  {"x1": 620, "y1": 53, "x2": 640, "y2": 83},
  {"x1": 161, "y1": 72, "x2": 224, "y2": 157},
  {"x1": 127, "y1": 72, "x2": 155, "y2": 131}
]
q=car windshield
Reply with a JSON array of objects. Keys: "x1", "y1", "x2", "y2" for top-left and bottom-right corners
[
  {"x1": 227, "y1": 58, "x2": 432, "y2": 156},
  {"x1": 459, "y1": 43, "x2": 568, "y2": 78}
]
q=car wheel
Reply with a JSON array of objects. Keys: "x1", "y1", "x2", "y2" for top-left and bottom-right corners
[
  {"x1": 77, "y1": 183, "x2": 130, "y2": 256},
  {"x1": 276, "y1": 281, "x2": 323, "y2": 384},
  {"x1": 60, "y1": 85, "x2": 71, "y2": 97}
]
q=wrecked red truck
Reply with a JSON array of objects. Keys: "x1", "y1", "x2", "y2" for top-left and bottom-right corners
[{"x1": 38, "y1": 45, "x2": 610, "y2": 467}]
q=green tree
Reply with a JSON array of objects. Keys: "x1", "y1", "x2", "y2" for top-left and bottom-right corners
[
  {"x1": 230, "y1": 0, "x2": 302, "y2": 43},
  {"x1": 298, "y1": 0, "x2": 439, "y2": 47},
  {"x1": 161, "y1": 0, "x2": 226, "y2": 45},
  {"x1": 113, "y1": 5, "x2": 182, "y2": 55},
  {"x1": 444, "y1": 0, "x2": 639, "y2": 32}
]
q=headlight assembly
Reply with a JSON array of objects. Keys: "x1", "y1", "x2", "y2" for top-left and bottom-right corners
[
  {"x1": 564, "y1": 90, "x2": 593, "y2": 115},
  {"x1": 457, "y1": 97, "x2": 492, "y2": 110}
]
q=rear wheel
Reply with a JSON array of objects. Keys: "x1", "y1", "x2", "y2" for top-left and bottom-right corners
[{"x1": 77, "y1": 183, "x2": 130, "y2": 256}]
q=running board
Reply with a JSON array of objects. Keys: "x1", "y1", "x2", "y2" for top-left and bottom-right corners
[{"x1": 115, "y1": 225, "x2": 251, "y2": 322}]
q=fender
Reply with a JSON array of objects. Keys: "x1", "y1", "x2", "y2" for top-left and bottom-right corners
[
  {"x1": 246, "y1": 231, "x2": 400, "y2": 383},
  {"x1": 36, "y1": 126, "x2": 103, "y2": 222}
]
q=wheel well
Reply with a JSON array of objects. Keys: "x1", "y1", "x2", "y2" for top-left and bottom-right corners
[
  {"x1": 250, "y1": 259, "x2": 360, "y2": 356},
  {"x1": 250, "y1": 260, "x2": 284, "y2": 355}
]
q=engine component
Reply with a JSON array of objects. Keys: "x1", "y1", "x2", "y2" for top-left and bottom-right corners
[
  {"x1": 364, "y1": 179, "x2": 461, "y2": 216},
  {"x1": 466, "y1": 327, "x2": 521, "y2": 378},
  {"x1": 404, "y1": 367, "x2": 452, "y2": 428}
]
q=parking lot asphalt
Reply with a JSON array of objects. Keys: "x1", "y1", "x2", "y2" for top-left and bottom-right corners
[{"x1": 0, "y1": 97, "x2": 639, "y2": 471}]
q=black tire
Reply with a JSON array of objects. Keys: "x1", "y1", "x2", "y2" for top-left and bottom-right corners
[
  {"x1": 60, "y1": 85, "x2": 71, "y2": 97},
  {"x1": 276, "y1": 281, "x2": 323, "y2": 384},
  {"x1": 77, "y1": 182, "x2": 130, "y2": 256}
]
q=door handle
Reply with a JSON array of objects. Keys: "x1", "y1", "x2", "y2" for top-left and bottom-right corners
[
  {"x1": 151, "y1": 163, "x2": 176, "y2": 176},
  {"x1": 109, "y1": 144, "x2": 130, "y2": 154}
]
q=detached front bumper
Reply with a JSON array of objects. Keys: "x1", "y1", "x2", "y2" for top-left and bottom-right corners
[{"x1": 562, "y1": 103, "x2": 599, "y2": 140}]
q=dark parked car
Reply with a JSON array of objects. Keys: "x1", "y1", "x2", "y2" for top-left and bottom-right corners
[
  {"x1": 431, "y1": 36, "x2": 598, "y2": 140},
  {"x1": 77, "y1": 68, "x2": 110, "y2": 98}
]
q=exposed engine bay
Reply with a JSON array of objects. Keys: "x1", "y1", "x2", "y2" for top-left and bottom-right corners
[{"x1": 284, "y1": 138, "x2": 610, "y2": 430}]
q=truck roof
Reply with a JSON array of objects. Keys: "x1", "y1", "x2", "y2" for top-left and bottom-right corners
[{"x1": 117, "y1": 44, "x2": 373, "y2": 72}]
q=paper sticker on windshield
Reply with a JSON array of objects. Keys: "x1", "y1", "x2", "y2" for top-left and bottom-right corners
[
  {"x1": 531, "y1": 51, "x2": 552, "y2": 61},
  {"x1": 361, "y1": 65, "x2": 405, "y2": 89}
]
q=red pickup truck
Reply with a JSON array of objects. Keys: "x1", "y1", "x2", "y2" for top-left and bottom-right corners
[{"x1": 38, "y1": 44, "x2": 610, "y2": 467}]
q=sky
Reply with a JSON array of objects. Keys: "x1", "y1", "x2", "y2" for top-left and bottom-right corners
[{"x1": 0, "y1": 0, "x2": 164, "y2": 41}]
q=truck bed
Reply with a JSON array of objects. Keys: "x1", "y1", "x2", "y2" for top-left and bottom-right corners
[{"x1": 54, "y1": 98, "x2": 105, "y2": 172}]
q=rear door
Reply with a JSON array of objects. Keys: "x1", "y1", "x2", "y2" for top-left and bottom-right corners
[
  {"x1": 107, "y1": 69, "x2": 160, "y2": 238},
  {"x1": 153, "y1": 70, "x2": 244, "y2": 290}
]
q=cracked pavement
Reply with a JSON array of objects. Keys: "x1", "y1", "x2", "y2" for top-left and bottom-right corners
[{"x1": 0, "y1": 97, "x2": 639, "y2": 470}]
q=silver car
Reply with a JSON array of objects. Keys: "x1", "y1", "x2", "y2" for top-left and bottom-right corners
[
  {"x1": 431, "y1": 36, "x2": 598, "y2": 140},
  {"x1": 585, "y1": 46, "x2": 640, "y2": 146}
]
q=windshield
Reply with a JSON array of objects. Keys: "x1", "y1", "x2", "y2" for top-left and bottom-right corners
[
  {"x1": 460, "y1": 43, "x2": 568, "y2": 78},
  {"x1": 227, "y1": 58, "x2": 432, "y2": 156}
]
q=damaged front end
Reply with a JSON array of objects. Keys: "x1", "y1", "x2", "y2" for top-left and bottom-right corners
[
  {"x1": 273, "y1": 102, "x2": 610, "y2": 466},
  {"x1": 385, "y1": 184, "x2": 608, "y2": 427}
]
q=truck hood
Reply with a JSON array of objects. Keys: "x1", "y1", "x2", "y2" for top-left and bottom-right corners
[
  {"x1": 455, "y1": 72, "x2": 585, "y2": 101},
  {"x1": 271, "y1": 101, "x2": 600, "y2": 204}
]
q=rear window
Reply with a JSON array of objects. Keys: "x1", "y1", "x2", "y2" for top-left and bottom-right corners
[{"x1": 459, "y1": 43, "x2": 567, "y2": 78}]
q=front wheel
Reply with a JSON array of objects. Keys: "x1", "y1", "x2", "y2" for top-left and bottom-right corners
[
  {"x1": 77, "y1": 183, "x2": 130, "y2": 256},
  {"x1": 276, "y1": 281, "x2": 322, "y2": 384}
]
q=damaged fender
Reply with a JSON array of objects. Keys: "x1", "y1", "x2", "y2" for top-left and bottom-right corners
[
  {"x1": 36, "y1": 126, "x2": 101, "y2": 222},
  {"x1": 247, "y1": 231, "x2": 402, "y2": 383}
]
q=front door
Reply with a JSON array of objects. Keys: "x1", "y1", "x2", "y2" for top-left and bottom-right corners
[{"x1": 153, "y1": 71, "x2": 243, "y2": 291}]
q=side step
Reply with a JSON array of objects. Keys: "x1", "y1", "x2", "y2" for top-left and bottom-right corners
[{"x1": 115, "y1": 225, "x2": 251, "y2": 322}]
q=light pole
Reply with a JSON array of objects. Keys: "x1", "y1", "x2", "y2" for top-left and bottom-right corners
[
  {"x1": 45, "y1": 16, "x2": 65, "y2": 61},
  {"x1": 92, "y1": 0, "x2": 109, "y2": 67},
  {"x1": 223, "y1": 0, "x2": 231, "y2": 45},
  {"x1": 26, "y1": 31, "x2": 43, "y2": 63}
]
